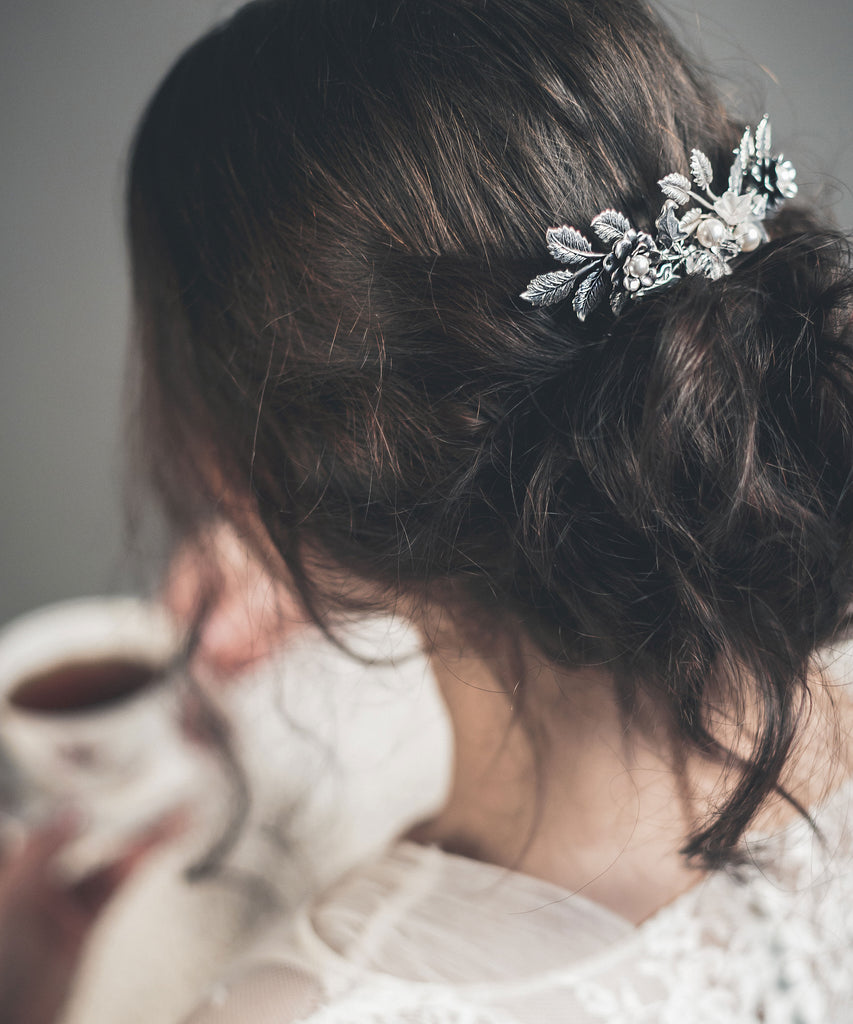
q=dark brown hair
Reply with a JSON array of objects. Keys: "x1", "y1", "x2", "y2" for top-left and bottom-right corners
[{"x1": 128, "y1": 0, "x2": 853, "y2": 866}]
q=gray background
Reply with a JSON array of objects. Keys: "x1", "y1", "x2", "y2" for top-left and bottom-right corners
[{"x1": 1, "y1": 0, "x2": 851, "y2": 625}]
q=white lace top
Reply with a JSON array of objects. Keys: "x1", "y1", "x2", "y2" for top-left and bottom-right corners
[{"x1": 189, "y1": 775, "x2": 853, "y2": 1024}]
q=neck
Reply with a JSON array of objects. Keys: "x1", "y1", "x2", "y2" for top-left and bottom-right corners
[{"x1": 407, "y1": 633, "x2": 845, "y2": 925}]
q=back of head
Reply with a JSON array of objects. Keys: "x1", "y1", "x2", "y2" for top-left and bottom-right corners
[{"x1": 127, "y1": 0, "x2": 853, "y2": 864}]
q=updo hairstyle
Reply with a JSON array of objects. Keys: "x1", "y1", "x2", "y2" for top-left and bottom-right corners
[{"x1": 127, "y1": 0, "x2": 853, "y2": 865}]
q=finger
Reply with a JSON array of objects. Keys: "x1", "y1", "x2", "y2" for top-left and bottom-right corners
[
  {"x1": 68, "y1": 808, "x2": 188, "y2": 916},
  {"x1": 1, "y1": 809, "x2": 81, "y2": 885}
]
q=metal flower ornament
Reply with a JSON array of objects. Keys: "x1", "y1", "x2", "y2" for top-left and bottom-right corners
[{"x1": 521, "y1": 116, "x2": 797, "y2": 321}]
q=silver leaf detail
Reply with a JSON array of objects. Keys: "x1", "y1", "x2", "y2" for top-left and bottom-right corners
[
  {"x1": 520, "y1": 269, "x2": 581, "y2": 307},
  {"x1": 572, "y1": 269, "x2": 607, "y2": 321},
  {"x1": 655, "y1": 200, "x2": 684, "y2": 247},
  {"x1": 690, "y1": 149, "x2": 714, "y2": 191},
  {"x1": 545, "y1": 226, "x2": 593, "y2": 266},
  {"x1": 658, "y1": 173, "x2": 693, "y2": 206},
  {"x1": 679, "y1": 208, "x2": 703, "y2": 235},
  {"x1": 686, "y1": 249, "x2": 729, "y2": 281},
  {"x1": 610, "y1": 288, "x2": 630, "y2": 315},
  {"x1": 755, "y1": 115, "x2": 771, "y2": 162},
  {"x1": 728, "y1": 152, "x2": 743, "y2": 196},
  {"x1": 728, "y1": 127, "x2": 751, "y2": 193},
  {"x1": 590, "y1": 209, "x2": 632, "y2": 245}
]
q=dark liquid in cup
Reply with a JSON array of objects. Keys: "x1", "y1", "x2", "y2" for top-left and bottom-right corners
[{"x1": 10, "y1": 658, "x2": 162, "y2": 714}]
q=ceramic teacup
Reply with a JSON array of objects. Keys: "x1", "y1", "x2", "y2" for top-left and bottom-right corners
[{"x1": 0, "y1": 596, "x2": 202, "y2": 871}]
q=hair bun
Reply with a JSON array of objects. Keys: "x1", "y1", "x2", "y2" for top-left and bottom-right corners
[{"x1": 562, "y1": 225, "x2": 853, "y2": 645}]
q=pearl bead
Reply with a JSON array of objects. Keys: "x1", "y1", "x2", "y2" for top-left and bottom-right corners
[
  {"x1": 626, "y1": 254, "x2": 650, "y2": 278},
  {"x1": 625, "y1": 277, "x2": 641, "y2": 293},
  {"x1": 738, "y1": 223, "x2": 763, "y2": 252},
  {"x1": 696, "y1": 217, "x2": 726, "y2": 249}
]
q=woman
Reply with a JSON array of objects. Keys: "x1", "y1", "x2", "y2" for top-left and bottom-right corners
[{"x1": 127, "y1": 0, "x2": 853, "y2": 1019}]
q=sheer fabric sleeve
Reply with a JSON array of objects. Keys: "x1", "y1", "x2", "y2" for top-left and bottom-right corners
[{"x1": 182, "y1": 963, "x2": 323, "y2": 1024}]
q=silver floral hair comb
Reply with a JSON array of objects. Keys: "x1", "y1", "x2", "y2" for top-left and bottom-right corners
[{"x1": 521, "y1": 116, "x2": 797, "y2": 321}]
